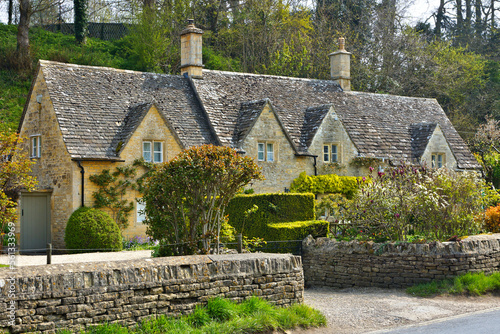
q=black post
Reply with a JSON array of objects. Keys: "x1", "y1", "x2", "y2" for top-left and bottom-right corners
[
  {"x1": 237, "y1": 233, "x2": 242, "y2": 253},
  {"x1": 47, "y1": 243, "x2": 52, "y2": 264}
]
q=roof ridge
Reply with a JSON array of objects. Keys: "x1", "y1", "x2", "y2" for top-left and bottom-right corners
[
  {"x1": 39, "y1": 60, "x2": 183, "y2": 78},
  {"x1": 348, "y1": 90, "x2": 437, "y2": 101},
  {"x1": 202, "y1": 69, "x2": 341, "y2": 84}
]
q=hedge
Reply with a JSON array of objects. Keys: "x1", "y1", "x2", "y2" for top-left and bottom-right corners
[
  {"x1": 266, "y1": 220, "x2": 329, "y2": 241},
  {"x1": 290, "y1": 172, "x2": 360, "y2": 198},
  {"x1": 226, "y1": 193, "x2": 315, "y2": 239}
]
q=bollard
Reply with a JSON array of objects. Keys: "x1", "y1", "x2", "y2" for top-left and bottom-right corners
[
  {"x1": 47, "y1": 243, "x2": 52, "y2": 265},
  {"x1": 237, "y1": 233, "x2": 242, "y2": 253}
]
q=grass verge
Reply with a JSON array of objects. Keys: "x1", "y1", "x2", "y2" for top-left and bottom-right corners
[
  {"x1": 56, "y1": 296, "x2": 326, "y2": 334},
  {"x1": 407, "y1": 272, "x2": 500, "y2": 297}
]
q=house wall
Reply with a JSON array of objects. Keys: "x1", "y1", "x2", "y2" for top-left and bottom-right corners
[
  {"x1": 74, "y1": 105, "x2": 184, "y2": 241},
  {"x1": 18, "y1": 73, "x2": 74, "y2": 249},
  {"x1": 241, "y1": 104, "x2": 312, "y2": 193},
  {"x1": 420, "y1": 126, "x2": 457, "y2": 169}
]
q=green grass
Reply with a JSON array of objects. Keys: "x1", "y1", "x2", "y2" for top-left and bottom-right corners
[
  {"x1": 0, "y1": 264, "x2": 9, "y2": 268},
  {"x1": 407, "y1": 272, "x2": 500, "y2": 297},
  {"x1": 56, "y1": 296, "x2": 326, "y2": 334}
]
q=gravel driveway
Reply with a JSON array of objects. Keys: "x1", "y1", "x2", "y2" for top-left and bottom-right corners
[{"x1": 2, "y1": 252, "x2": 499, "y2": 333}]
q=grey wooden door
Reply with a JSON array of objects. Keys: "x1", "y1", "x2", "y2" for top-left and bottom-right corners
[{"x1": 21, "y1": 194, "x2": 51, "y2": 253}]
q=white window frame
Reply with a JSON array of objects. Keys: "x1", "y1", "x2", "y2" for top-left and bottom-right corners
[
  {"x1": 431, "y1": 153, "x2": 445, "y2": 168},
  {"x1": 323, "y1": 144, "x2": 339, "y2": 163},
  {"x1": 143, "y1": 141, "x2": 163, "y2": 163},
  {"x1": 136, "y1": 199, "x2": 146, "y2": 224},
  {"x1": 30, "y1": 135, "x2": 41, "y2": 158},
  {"x1": 257, "y1": 142, "x2": 275, "y2": 162}
]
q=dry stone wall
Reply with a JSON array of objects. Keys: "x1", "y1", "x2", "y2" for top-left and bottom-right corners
[
  {"x1": 0, "y1": 253, "x2": 303, "y2": 334},
  {"x1": 302, "y1": 234, "x2": 500, "y2": 289}
]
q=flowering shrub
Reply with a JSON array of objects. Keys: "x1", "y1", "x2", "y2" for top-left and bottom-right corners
[
  {"x1": 343, "y1": 164, "x2": 486, "y2": 241},
  {"x1": 483, "y1": 205, "x2": 500, "y2": 233},
  {"x1": 123, "y1": 235, "x2": 158, "y2": 250}
]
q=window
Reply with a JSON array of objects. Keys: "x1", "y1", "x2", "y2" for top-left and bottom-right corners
[
  {"x1": 30, "y1": 135, "x2": 41, "y2": 158},
  {"x1": 258, "y1": 142, "x2": 275, "y2": 162},
  {"x1": 323, "y1": 144, "x2": 339, "y2": 163},
  {"x1": 136, "y1": 199, "x2": 146, "y2": 224},
  {"x1": 431, "y1": 153, "x2": 445, "y2": 168},
  {"x1": 143, "y1": 141, "x2": 163, "y2": 163}
]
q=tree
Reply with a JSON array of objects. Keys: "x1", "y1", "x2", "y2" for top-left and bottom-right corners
[
  {"x1": 142, "y1": 145, "x2": 263, "y2": 256},
  {"x1": 0, "y1": 132, "x2": 37, "y2": 232},
  {"x1": 74, "y1": 0, "x2": 88, "y2": 44},
  {"x1": 471, "y1": 116, "x2": 500, "y2": 187}
]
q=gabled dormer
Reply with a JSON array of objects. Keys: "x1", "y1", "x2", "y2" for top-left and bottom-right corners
[{"x1": 411, "y1": 123, "x2": 457, "y2": 169}]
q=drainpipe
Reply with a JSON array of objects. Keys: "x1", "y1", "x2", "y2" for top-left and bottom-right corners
[
  {"x1": 76, "y1": 160, "x2": 85, "y2": 207},
  {"x1": 312, "y1": 156, "x2": 317, "y2": 176}
]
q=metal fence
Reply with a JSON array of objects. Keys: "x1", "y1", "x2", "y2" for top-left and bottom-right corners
[{"x1": 41, "y1": 23, "x2": 130, "y2": 41}]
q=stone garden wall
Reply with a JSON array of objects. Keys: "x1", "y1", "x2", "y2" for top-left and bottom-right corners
[
  {"x1": 0, "y1": 253, "x2": 303, "y2": 334},
  {"x1": 302, "y1": 234, "x2": 500, "y2": 289}
]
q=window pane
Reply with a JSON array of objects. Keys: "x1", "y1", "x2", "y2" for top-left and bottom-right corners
[
  {"x1": 153, "y1": 142, "x2": 162, "y2": 163},
  {"x1": 437, "y1": 155, "x2": 443, "y2": 168},
  {"x1": 258, "y1": 143, "x2": 264, "y2": 161},
  {"x1": 267, "y1": 143, "x2": 274, "y2": 162},
  {"x1": 323, "y1": 145, "x2": 329, "y2": 162},
  {"x1": 37, "y1": 136, "x2": 41, "y2": 157},
  {"x1": 31, "y1": 137, "x2": 37, "y2": 157},
  {"x1": 143, "y1": 142, "x2": 151, "y2": 162},
  {"x1": 136, "y1": 200, "x2": 146, "y2": 224},
  {"x1": 431, "y1": 155, "x2": 436, "y2": 168},
  {"x1": 331, "y1": 145, "x2": 338, "y2": 162}
]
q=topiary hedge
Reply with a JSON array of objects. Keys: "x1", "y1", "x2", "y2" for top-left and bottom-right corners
[
  {"x1": 290, "y1": 172, "x2": 360, "y2": 198},
  {"x1": 266, "y1": 220, "x2": 329, "y2": 241},
  {"x1": 226, "y1": 193, "x2": 315, "y2": 239},
  {"x1": 64, "y1": 207, "x2": 122, "y2": 252}
]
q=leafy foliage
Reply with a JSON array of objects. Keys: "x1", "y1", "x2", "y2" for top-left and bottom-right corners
[
  {"x1": 143, "y1": 145, "x2": 262, "y2": 256},
  {"x1": 226, "y1": 193, "x2": 315, "y2": 239},
  {"x1": 290, "y1": 172, "x2": 360, "y2": 198},
  {"x1": 0, "y1": 132, "x2": 37, "y2": 232},
  {"x1": 64, "y1": 207, "x2": 122, "y2": 252},
  {"x1": 266, "y1": 220, "x2": 329, "y2": 241},
  {"x1": 483, "y1": 205, "x2": 500, "y2": 233},
  {"x1": 345, "y1": 164, "x2": 487, "y2": 241}
]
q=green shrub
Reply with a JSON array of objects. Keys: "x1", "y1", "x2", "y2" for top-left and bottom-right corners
[
  {"x1": 290, "y1": 172, "x2": 360, "y2": 198},
  {"x1": 226, "y1": 193, "x2": 315, "y2": 238},
  {"x1": 64, "y1": 207, "x2": 122, "y2": 252},
  {"x1": 266, "y1": 220, "x2": 329, "y2": 241}
]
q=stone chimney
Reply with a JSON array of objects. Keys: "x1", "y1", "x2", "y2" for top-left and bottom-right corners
[
  {"x1": 328, "y1": 37, "x2": 351, "y2": 91},
  {"x1": 180, "y1": 19, "x2": 203, "y2": 78}
]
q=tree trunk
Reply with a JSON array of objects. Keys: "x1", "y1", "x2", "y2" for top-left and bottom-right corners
[
  {"x1": 475, "y1": 0, "x2": 482, "y2": 38},
  {"x1": 16, "y1": 0, "x2": 32, "y2": 70},
  {"x1": 74, "y1": 0, "x2": 88, "y2": 44},
  {"x1": 8, "y1": 0, "x2": 13, "y2": 25},
  {"x1": 491, "y1": 0, "x2": 496, "y2": 30},
  {"x1": 435, "y1": 0, "x2": 445, "y2": 37}
]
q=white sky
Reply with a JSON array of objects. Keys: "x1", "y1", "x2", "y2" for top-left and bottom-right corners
[{"x1": 0, "y1": 1, "x2": 439, "y2": 28}]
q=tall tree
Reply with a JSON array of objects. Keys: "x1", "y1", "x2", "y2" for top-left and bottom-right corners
[{"x1": 74, "y1": 0, "x2": 88, "y2": 44}]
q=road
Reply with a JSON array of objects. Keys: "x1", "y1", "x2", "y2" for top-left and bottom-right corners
[{"x1": 371, "y1": 307, "x2": 500, "y2": 334}]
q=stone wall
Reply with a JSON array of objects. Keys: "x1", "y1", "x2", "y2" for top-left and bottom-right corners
[
  {"x1": 0, "y1": 253, "x2": 303, "y2": 334},
  {"x1": 302, "y1": 234, "x2": 500, "y2": 289}
]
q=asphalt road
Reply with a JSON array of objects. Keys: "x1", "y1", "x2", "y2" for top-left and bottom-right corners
[{"x1": 371, "y1": 307, "x2": 500, "y2": 334}]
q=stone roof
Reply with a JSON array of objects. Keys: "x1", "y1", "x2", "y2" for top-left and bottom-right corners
[
  {"x1": 329, "y1": 92, "x2": 479, "y2": 169},
  {"x1": 34, "y1": 61, "x2": 217, "y2": 159},
  {"x1": 25, "y1": 61, "x2": 479, "y2": 169},
  {"x1": 410, "y1": 123, "x2": 438, "y2": 161}
]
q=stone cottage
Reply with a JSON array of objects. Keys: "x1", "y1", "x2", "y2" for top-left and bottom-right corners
[{"x1": 17, "y1": 22, "x2": 479, "y2": 251}]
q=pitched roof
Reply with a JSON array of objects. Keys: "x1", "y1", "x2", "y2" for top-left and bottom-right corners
[
  {"x1": 233, "y1": 99, "x2": 268, "y2": 147},
  {"x1": 300, "y1": 105, "x2": 331, "y2": 150},
  {"x1": 32, "y1": 61, "x2": 217, "y2": 160},
  {"x1": 409, "y1": 122, "x2": 438, "y2": 161},
  {"x1": 192, "y1": 70, "x2": 343, "y2": 152},
  {"x1": 329, "y1": 92, "x2": 479, "y2": 169}
]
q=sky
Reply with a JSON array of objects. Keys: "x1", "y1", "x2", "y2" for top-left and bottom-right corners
[{"x1": 0, "y1": 0, "x2": 439, "y2": 27}]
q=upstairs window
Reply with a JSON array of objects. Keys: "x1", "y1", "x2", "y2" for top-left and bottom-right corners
[
  {"x1": 431, "y1": 153, "x2": 445, "y2": 168},
  {"x1": 323, "y1": 144, "x2": 339, "y2": 163},
  {"x1": 31, "y1": 135, "x2": 41, "y2": 158},
  {"x1": 143, "y1": 141, "x2": 163, "y2": 163},
  {"x1": 258, "y1": 142, "x2": 275, "y2": 162}
]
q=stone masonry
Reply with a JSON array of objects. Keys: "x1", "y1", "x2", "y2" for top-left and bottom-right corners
[
  {"x1": 302, "y1": 234, "x2": 500, "y2": 289},
  {"x1": 0, "y1": 253, "x2": 303, "y2": 334}
]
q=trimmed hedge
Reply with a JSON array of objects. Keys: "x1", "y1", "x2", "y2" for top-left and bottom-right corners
[
  {"x1": 64, "y1": 207, "x2": 122, "y2": 252},
  {"x1": 226, "y1": 193, "x2": 315, "y2": 239},
  {"x1": 266, "y1": 220, "x2": 329, "y2": 241},
  {"x1": 290, "y1": 172, "x2": 360, "y2": 198}
]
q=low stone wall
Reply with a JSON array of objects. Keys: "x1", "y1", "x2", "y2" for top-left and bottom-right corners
[
  {"x1": 302, "y1": 234, "x2": 500, "y2": 289},
  {"x1": 0, "y1": 253, "x2": 303, "y2": 334}
]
